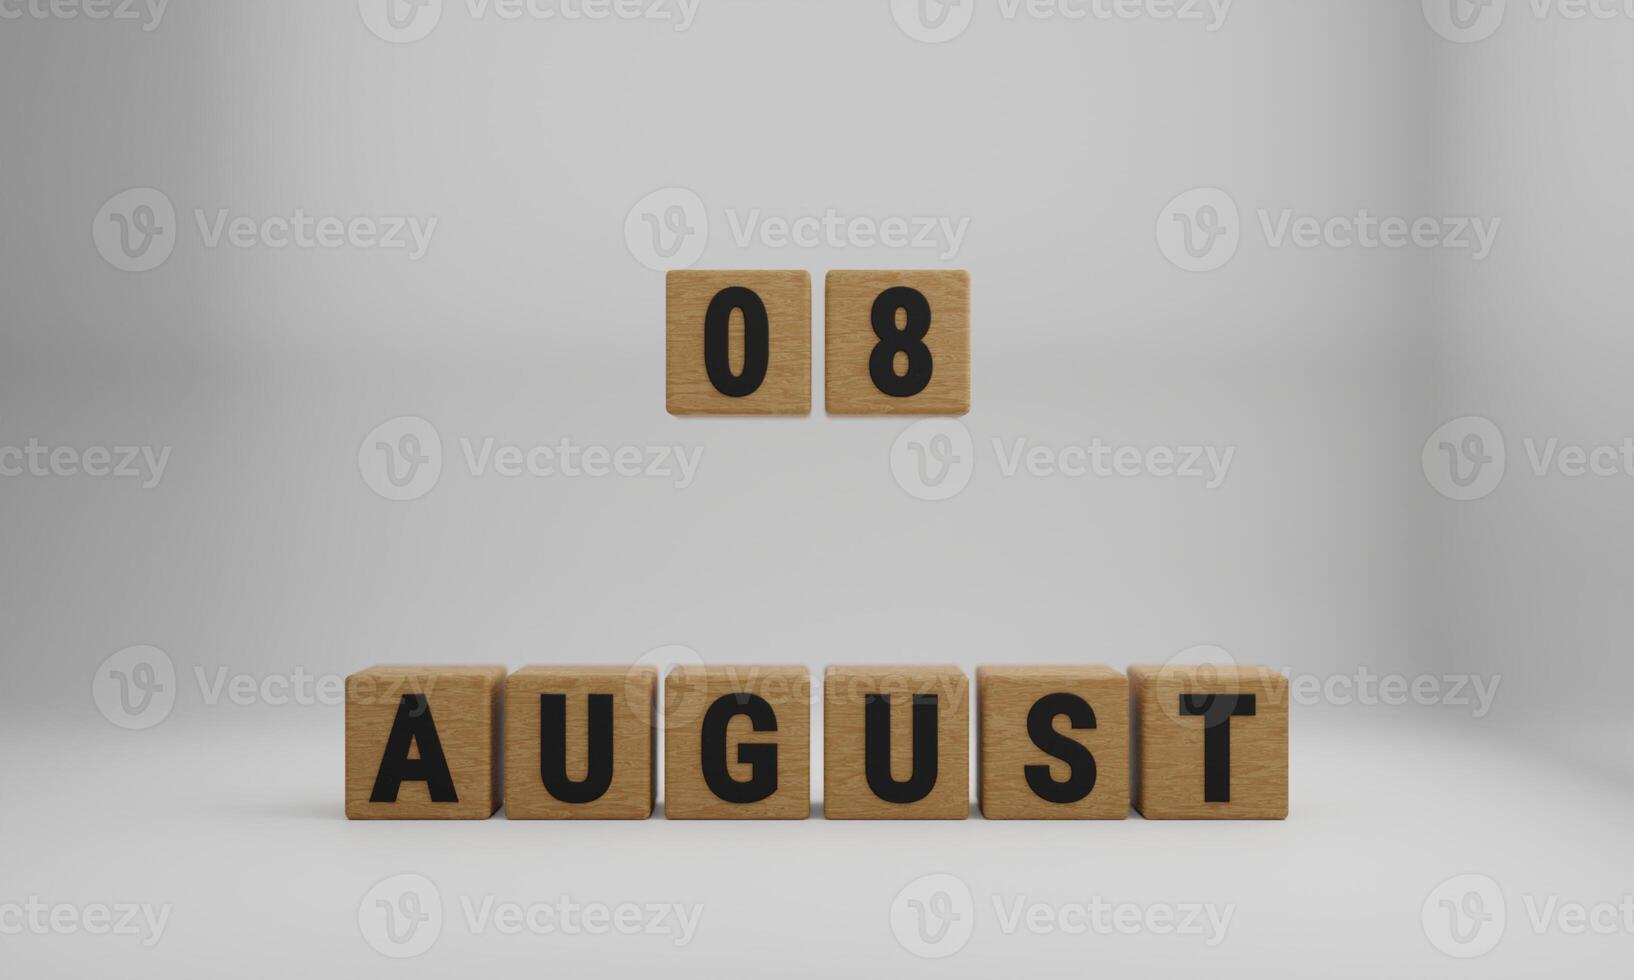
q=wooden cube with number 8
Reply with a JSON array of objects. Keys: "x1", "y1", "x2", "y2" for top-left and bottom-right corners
[
  {"x1": 667, "y1": 270, "x2": 811, "y2": 416},
  {"x1": 825, "y1": 270, "x2": 969, "y2": 416}
]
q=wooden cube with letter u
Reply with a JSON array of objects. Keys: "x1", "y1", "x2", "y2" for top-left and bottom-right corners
[
  {"x1": 824, "y1": 666, "x2": 969, "y2": 819},
  {"x1": 667, "y1": 270, "x2": 811, "y2": 416},
  {"x1": 345, "y1": 665, "x2": 506, "y2": 820},
  {"x1": 503, "y1": 666, "x2": 656, "y2": 820},
  {"x1": 1129, "y1": 664, "x2": 1289, "y2": 820},
  {"x1": 977, "y1": 666, "x2": 1129, "y2": 820},
  {"x1": 825, "y1": 270, "x2": 969, "y2": 416},
  {"x1": 663, "y1": 666, "x2": 811, "y2": 819}
]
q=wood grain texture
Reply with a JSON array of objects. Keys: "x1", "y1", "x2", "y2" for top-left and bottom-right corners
[
  {"x1": 823, "y1": 666, "x2": 969, "y2": 819},
  {"x1": 977, "y1": 666, "x2": 1129, "y2": 820},
  {"x1": 824, "y1": 270, "x2": 970, "y2": 416},
  {"x1": 1129, "y1": 664, "x2": 1289, "y2": 820},
  {"x1": 345, "y1": 665, "x2": 506, "y2": 820},
  {"x1": 667, "y1": 270, "x2": 811, "y2": 416},
  {"x1": 663, "y1": 666, "x2": 811, "y2": 819},
  {"x1": 503, "y1": 666, "x2": 655, "y2": 820}
]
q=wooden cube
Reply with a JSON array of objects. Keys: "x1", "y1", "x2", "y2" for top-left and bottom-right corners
[
  {"x1": 663, "y1": 666, "x2": 811, "y2": 819},
  {"x1": 345, "y1": 665, "x2": 506, "y2": 820},
  {"x1": 977, "y1": 666, "x2": 1129, "y2": 820},
  {"x1": 667, "y1": 270, "x2": 811, "y2": 416},
  {"x1": 1129, "y1": 664, "x2": 1289, "y2": 820},
  {"x1": 824, "y1": 666, "x2": 969, "y2": 819},
  {"x1": 824, "y1": 270, "x2": 970, "y2": 416},
  {"x1": 503, "y1": 666, "x2": 655, "y2": 820}
]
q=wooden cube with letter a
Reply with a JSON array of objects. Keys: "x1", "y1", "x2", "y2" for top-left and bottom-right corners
[
  {"x1": 824, "y1": 666, "x2": 969, "y2": 819},
  {"x1": 1129, "y1": 664, "x2": 1289, "y2": 820},
  {"x1": 663, "y1": 666, "x2": 811, "y2": 819},
  {"x1": 825, "y1": 270, "x2": 970, "y2": 416},
  {"x1": 345, "y1": 665, "x2": 506, "y2": 820},
  {"x1": 977, "y1": 666, "x2": 1128, "y2": 820},
  {"x1": 503, "y1": 666, "x2": 655, "y2": 820},
  {"x1": 667, "y1": 270, "x2": 811, "y2": 416}
]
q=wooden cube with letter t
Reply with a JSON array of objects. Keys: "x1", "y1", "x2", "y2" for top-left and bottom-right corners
[
  {"x1": 345, "y1": 665, "x2": 506, "y2": 820},
  {"x1": 824, "y1": 666, "x2": 969, "y2": 819},
  {"x1": 977, "y1": 666, "x2": 1129, "y2": 820},
  {"x1": 1129, "y1": 664, "x2": 1289, "y2": 820},
  {"x1": 666, "y1": 270, "x2": 811, "y2": 416},
  {"x1": 663, "y1": 666, "x2": 811, "y2": 819},
  {"x1": 503, "y1": 666, "x2": 656, "y2": 820},
  {"x1": 825, "y1": 270, "x2": 970, "y2": 416}
]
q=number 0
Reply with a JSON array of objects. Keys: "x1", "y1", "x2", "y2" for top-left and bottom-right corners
[{"x1": 703, "y1": 286, "x2": 770, "y2": 398}]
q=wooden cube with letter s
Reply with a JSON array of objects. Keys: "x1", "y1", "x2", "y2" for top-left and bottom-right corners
[
  {"x1": 345, "y1": 665, "x2": 506, "y2": 819},
  {"x1": 663, "y1": 666, "x2": 811, "y2": 819},
  {"x1": 1129, "y1": 664, "x2": 1289, "y2": 819},
  {"x1": 977, "y1": 666, "x2": 1129, "y2": 819},
  {"x1": 824, "y1": 666, "x2": 969, "y2": 819}
]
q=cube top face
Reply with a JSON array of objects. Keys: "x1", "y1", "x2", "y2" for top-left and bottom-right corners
[
  {"x1": 823, "y1": 666, "x2": 970, "y2": 820},
  {"x1": 667, "y1": 270, "x2": 812, "y2": 416},
  {"x1": 978, "y1": 666, "x2": 1129, "y2": 820},
  {"x1": 504, "y1": 666, "x2": 656, "y2": 820},
  {"x1": 1129, "y1": 664, "x2": 1289, "y2": 820},
  {"x1": 345, "y1": 665, "x2": 506, "y2": 820},
  {"x1": 825, "y1": 270, "x2": 970, "y2": 417},
  {"x1": 663, "y1": 666, "x2": 812, "y2": 819}
]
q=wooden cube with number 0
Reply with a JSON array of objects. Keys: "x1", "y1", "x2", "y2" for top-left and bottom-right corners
[
  {"x1": 1129, "y1": 664, "x2": 1289, "y2": 820},
  {"x1": 978, "y1": 666, "x2": 1129, "y2": 820},
  {"x1": 667, "y1": 270, "x2": 811, "y2": 416},
  {"x1": 825, "y1": 270, "x2": 969, "y2": 416},
  {"x1": 345, "y1": 665, "x2": 506, "y2": 820}
]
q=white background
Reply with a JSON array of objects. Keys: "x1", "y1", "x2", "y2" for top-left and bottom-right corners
[{"x1": 1, "y1": 0, "x2": 1629, "y2": 975}]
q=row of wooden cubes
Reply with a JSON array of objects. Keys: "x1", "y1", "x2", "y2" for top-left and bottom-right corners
[{"x1": 345, "y1": 664, "x2": 1288, "y2": 821}]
